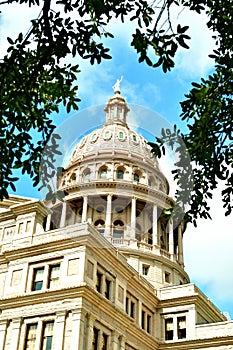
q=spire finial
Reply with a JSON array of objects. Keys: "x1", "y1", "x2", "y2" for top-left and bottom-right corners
[{"x1": 112, "y1": 76, "x2": 123, "y2": 94}]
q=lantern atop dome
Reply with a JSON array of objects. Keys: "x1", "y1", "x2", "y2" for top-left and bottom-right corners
[{"x1": 104, "y1": 77, "x2": 130, "y2": 126}]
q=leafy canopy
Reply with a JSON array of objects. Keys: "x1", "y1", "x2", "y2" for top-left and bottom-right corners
[{"x1": 0, "y1": 0, "x2": 232, "y2": 225}]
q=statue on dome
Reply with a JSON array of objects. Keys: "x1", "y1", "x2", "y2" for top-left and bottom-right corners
[{"x1": 112, "y1": 76, "x2": 123, "y2": 94}]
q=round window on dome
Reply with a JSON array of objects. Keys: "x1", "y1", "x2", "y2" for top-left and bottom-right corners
[
  {"x1": 91, "y1": 133, "x2": 98, "y2": 143},
  {"x1": 118, "y1": 131, "x2": 125, "y2": 140},
  {"x1": 80, "y1": 137, "x2": 86, "y2": 148},
  {"x1": 132, "y1": 134, "x2": 138, "y2": 143},
  {"x1": 104, "y1": 130, "x2": 112, "y2": 140}
]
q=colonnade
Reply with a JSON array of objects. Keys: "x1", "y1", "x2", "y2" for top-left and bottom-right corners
[{"x1": 46, "y1": 195, "x2": 184, "y2": 265}]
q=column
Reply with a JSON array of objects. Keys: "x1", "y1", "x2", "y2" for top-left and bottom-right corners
[
  {"x1": 130, "y1": 197, "x2": 136, "y2": 240},
  {"x1": 138, "y1": 300, "x2": 142, "y2": 328},
  {"x1": 168, "y1": 218, "x2": 174, "y2": 258},
  {"x1": 70, "y1": 309, "x2": 85, "y2": 350},
  {"x1": 53, "y1": 311, "x2": 67, "y2": 350},
  {"x1": 111, "y1": 331, "x2": 119, "y2": 350},
  {"x1": 45, "y1": 214, "x2": 51, "y2": 231},
  {"x1": 0, "y1": 320, "x2": 8, "y2": 350},
  {"x1": 97, "y1": 329, "x2": 103, "y2": 349},
  {"x1": 178, "y1": 224, "x2": 184, "y2": 265},
  {"x1": 119, "y1": 335, "x2": 126, "y2": 350},
  {"x1": 152, "y1": 204, "x2": 158, "y2": 246},
  {"x1": 85, "y1": 315, "x2": 95, "y2": 350},
  {"x1": 105, "y1": 194, "x2": 112, "y2": 236},
  {"x1": 60, "y1": 201, "x2": 67, "y2": 228},
  {"x1": 9, "y1": 318, "x2": 22, "y2": 350},
  {"x1": 82, "y1": 196, "x2": 88, "y2": 223}
]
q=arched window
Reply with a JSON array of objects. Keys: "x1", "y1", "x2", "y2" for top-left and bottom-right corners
[
  {"x1": 113, "y1": 220, "x2": 124, "y2": 227},
  {"x1": 83, "y1": 169, "x2": 91, "y2": 182},
  {"x1": 100, "y1": 168, "x2": 107, "y2": 179},
  {"x1": 133, "y1": 173, "x2": 140, "y2": 182},
  {"x1": 117, "y1": 169, "x2": 124, "y2": 179},
  {"x1": 94, "y1": 219, "x2": 105, "y2": 227},
  {"x1": 70, "y1": 173, "x2": 76, "y2": 183},
  {"x1": 148, "y1": 176, "x2": 155, "y2": 187}
]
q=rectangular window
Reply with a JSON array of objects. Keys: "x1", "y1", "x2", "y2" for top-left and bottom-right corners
[
  {"x1": 26, "y1": 221, "x2": 31, "y2": 232},
  {"x1": 142, "y1": 264, "x2": 150, "y2": 276},
  {"x1": 125, "y1": 297, "x2": 129, "y2": 314},
  {"x1": 165, "y1": 318, "x2": 173, "y2": 340},
  {"x1": 48, "y1": 264, "x2": 60, "y2": 288},
  {"x1": 96, "y1": 271, "x2": 103, "y2": 293},
  {"x1": 147, "y1": 315, "x2": 151, "y2": 334},
  {"x1": 41, "y1": 321, "x2": 54, "y2": 350},
  {"x1": 105, "y1": 279, "x2": 111, "y2": 300},
  {"x1": 92, "y1": 327, "x2": 99, "y2": 350},
  {"x1": 24, "y1": 323, "x2": 37, "y2": 350},
  {"x1": 177, "y1": 316, "x2": 186, "y2": 339},
  {"x1": 102, "y1": 333, "x2": 108, "y2": 350},
  {"x1": 141, "y1": 310, "x2": 145, "y2": 329},
  {"x1": 130, "y1": 301, "x2": 135, "y2": 318},
  {"x1": 18, "y1": 222, "x2": 24, "y2": 234},
  {"x1": 32, "y1": 267, "x2": 44, "y2": 291},
  {"x1": 164, "y1": 272, "x2": 171, "y2": 283}
]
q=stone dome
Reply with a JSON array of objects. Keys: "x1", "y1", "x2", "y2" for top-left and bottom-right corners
[
  {"x1": 49, "y1": 83, "x2": 189, "y2": 289},
  {"x1": 62, "y1": 92, "x2": 169, "y2": 195},
  {"x1": 70, "y1": 120, "x2": 158, "y2": 169}
]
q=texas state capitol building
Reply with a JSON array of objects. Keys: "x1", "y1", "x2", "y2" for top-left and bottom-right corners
[{"x1": 0, "y1": 82, "x2": 233, "y2": 350}]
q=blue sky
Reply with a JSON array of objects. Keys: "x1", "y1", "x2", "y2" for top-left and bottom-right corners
[{"x1": 1, "y1": 2, "x2": 233, "y2": 319}]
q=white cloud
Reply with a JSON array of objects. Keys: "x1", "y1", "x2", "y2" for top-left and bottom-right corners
[
  {"x1": 184, "y1": 184, "x2": 233, "y2": 313},
  {"x1": 0, "y1": 4, "x2": 40, "y2": 57},
  {"x1": 173, "y1": 9, "x2": 216, "y2": 79}
]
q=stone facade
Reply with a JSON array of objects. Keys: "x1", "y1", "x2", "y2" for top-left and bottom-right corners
[{"x1": 0, "y1": 87, "x2": 232, "y2": 349}]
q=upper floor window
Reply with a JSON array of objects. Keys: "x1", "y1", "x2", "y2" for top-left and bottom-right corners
[
  {"x1": 164, "y1": 316, "x2": 186, "y2": 341},
  {"x1": 92, "y1": 327, "x2": 109, "y2": 350},
  {"x1": 48, "y1": 264, "x2": 60, "y2": 288},
  {"x1": 125, "y1": 293, "x2": 137, "y2": 319},
  {"x1": 133, "y1": 173, "x2": 140, "y2": 182},
  {"x1": 32, "y1": 267, "x2": 44, "y2": 291},
  {"x1": 41, "y1": 321, "x2": 54, "y2": 350},
  {"x1": 31, "y1": 263, "x2": 61, "y2": 292},
  {"x1": 142, "y1": 264, "x2": 150, "y2": 276},
  {"x1": 18, "y1": 222, "x2": 24, "y2": 234},
  {"x1": 178, "y1": 316, "x2": 186, "y2": 339},
  {"x1": 100, "y1": 168, "x2": 108, "y2": 179},
  {"x1": 83, "y1": 169, "x2": 91, "y2": 182},
  {"x1": 24, "y1": 321, "x2": 54, "y2": 350},
  {"x1": 24, "y1": 323, "x2": 37, "y2": 350},
  {"x1": 117, "y1": 169, "x2": 124, "y2": 179},
  {"x1": 95, "y1": 264, "x2": 114, "y2": 301},
  {"x1": 165, "y1": 318, "x2": 173, "y2": 340}
]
